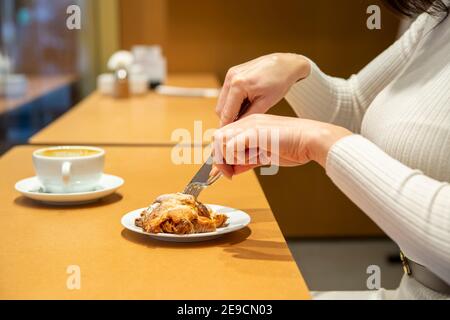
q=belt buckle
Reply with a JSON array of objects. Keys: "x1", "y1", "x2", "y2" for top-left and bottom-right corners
[{"x1": 400, "y1": 251, "x2": 412, "y2": 276}]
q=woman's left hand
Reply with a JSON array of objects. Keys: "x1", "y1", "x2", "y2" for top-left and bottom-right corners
[{"x1": 212, "y1": 114, "x2": 352, "y2": 178}]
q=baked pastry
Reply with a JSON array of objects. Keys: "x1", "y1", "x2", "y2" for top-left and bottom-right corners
[{"x1": 135, "y1": 193, "x2": 228, "y2": 234}]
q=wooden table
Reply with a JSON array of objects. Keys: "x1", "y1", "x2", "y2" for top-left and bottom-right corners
[
  {"x1": 0, "y1": 146, "x2": 309, "y2": 299},
  {"x1": 0, "y1": 74, "x2": 76, "y2": 115},
  {"x1": 30, "y1": 73, "x2": 220, "y2": 146}
]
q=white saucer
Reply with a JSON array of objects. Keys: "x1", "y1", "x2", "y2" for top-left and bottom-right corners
[
  {"x1": 15, "y1": 174, "x2": 124, "y2": 205},
  {"x1": 121, "y1": 204, "x2": 251, "y2": 242}
]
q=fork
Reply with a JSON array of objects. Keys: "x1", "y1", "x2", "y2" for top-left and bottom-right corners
[{"x1": 183, "y1": 157, "x2": 223, "y2": 198}]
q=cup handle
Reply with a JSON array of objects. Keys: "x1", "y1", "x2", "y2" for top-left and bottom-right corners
[{"x1": 62, "y1": 161, "x2": 72, "y2": 185}]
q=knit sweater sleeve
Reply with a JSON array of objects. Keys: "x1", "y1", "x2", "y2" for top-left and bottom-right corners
[
  {"x1": 326, "y1": 135, "x2": 450, "y2": 284},
  {"x1": 285, "y1": 14, "x2": 428, "y2": 133}
]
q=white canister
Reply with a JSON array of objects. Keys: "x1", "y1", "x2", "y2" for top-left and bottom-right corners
[
  {"x1": 129, "y1": 73, "x2": 148, "y2": 95},
  {"x1": 0, "y1": 74, "x2": 27, "y2": 97},
  {"x1": 97, "y1": 73, "x2": 115, "y2": 96}
]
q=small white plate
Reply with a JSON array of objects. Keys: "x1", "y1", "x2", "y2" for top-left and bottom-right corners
[
  {"x1": 121, "y1": 204, "x2": 251, "y2": 242},
  {"x1": 15, "y1": 174, "x2": 124, "y2": 205}
]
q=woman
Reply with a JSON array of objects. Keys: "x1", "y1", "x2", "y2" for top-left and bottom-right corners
[{"x1": 213, "y1": 0, "x2": 450, "y2": 299}]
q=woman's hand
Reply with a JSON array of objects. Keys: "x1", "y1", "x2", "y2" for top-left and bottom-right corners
[
  {"x1": 212, "y1": 114, "x2": 352, "y2": 178},
  {"x1": 216, "y1": 53, "x2": 311, "y2": 126}
]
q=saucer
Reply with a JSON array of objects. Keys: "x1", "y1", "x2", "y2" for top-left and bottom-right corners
[{"x1": 15, "y1": 174, "x2": 124, "y2": 205}]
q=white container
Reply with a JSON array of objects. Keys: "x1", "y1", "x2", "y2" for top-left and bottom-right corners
[
  {"x1": 131, "y1": 45, "x2": 167, "y2": 86},
  {"x1": 97, "y1": 73, "x2": 115, "y2": 96},
  {"x1": 129, "y1": 73, "x2": 148, "y2": 95},
  {"x1": 0, "y1": 74, "x2": 27, "y2": 97},
  {"x1": 0, "y1": 53, "x2": 12, "y2": 76}
]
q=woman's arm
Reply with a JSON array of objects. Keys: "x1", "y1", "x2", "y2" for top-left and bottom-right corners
[
  {"x1": 213, "y1": 113, "x2": 450, "y2": 283},
  {"x1": 327, "y1": 135, "x2": 450, "y2": 283},
  {"x1": 286, "y1": 14, "x2": 430, "y2": 132}
]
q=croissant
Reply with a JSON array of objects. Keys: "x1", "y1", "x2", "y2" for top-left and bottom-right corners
[{"x1": 135, "y1": 193, "x2": 228, "y2": 234}]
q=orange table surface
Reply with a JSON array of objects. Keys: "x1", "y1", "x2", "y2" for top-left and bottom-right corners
[
  {"x1": 30, "y1": 73, "x2": 220, "y2": 146},
  {"x1": 0, "y1": 146, "x2": 309, "y2": 299}
]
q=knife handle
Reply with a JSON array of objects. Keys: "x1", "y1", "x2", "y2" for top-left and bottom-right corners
[
  {"x1": 208, "y1": 98, "x2": 252, "y2": 180},
  {"x1": 235, "y1": 98, "x2": 252, "y2": 121}
]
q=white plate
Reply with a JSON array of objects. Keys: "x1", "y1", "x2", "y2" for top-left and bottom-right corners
[
  {"x1": 15, "y1": 174, "x2": 124, "y2": 205},
  {"x1": 121, "y1": 204, "x2": 251, "y2": 242}
]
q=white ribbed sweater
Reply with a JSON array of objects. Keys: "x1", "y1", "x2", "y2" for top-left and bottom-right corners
[{"x1": 285, "y1": 12, "x2": 450, "y2": 284}]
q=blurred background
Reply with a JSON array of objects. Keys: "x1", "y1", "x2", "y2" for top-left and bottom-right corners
[{"x1": 0, "y1": 0, "x2": 406, "y2": 290}]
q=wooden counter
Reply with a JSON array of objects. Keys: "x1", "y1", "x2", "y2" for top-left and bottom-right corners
[
  {"x1": 30, "y1": 73, "x2": 220, "y2": 146},
  {"x1": 0, "y1": 146, "x2": 309, "y2": 299}
]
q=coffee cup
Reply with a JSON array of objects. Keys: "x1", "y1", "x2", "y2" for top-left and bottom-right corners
[{"x1": 32, "y1": 146, "x2": 105, "y2": 193}]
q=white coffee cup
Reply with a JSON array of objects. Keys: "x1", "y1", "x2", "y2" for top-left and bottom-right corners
[{"x1": 32, "y1": 146, "x2": 105, "y2": 193}]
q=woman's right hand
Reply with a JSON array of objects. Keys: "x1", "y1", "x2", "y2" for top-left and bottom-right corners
[{"x1": 216, "y1": 53, "x2": 311, "y2": 127}]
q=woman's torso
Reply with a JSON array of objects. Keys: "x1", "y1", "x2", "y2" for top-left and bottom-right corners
[{"x1": 361, "y1": 14, "x2": 450, "y2": 182}]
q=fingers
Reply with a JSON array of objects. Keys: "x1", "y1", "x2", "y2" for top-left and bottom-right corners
[
  {"x1": 215, "y1": 68, "x2": 235, "y2": 119},
  {"x1": 212, "y1": 131, "x2": 233, "y2": 179},
  {"x1": 217, "y1": 61, "x2": 256, "y2": 127},
  {"x1": 213, "y1": 163, "x2": 235, "y2": 179},
  {"x1": 215, "y1": 87, "x2": 229, "y2": 120},
  {"x1": 227, "y1": 130, "x2": 259, "y2": 164},
  {"x1": 220, "y1": 84, "x2": 247, "y2": 127},
  {"x1": 209, "y1": 165, "x2": 221, "y2": 179},
  {"x1": 212, "y1": 149, "x2": 260, "y2": 179},
  {"x1": 216, "y1": 65, "x2": 247, "y2": 123},
  {"x1": 212, "y1": 125, "x2": 269, "y2": 178}
]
